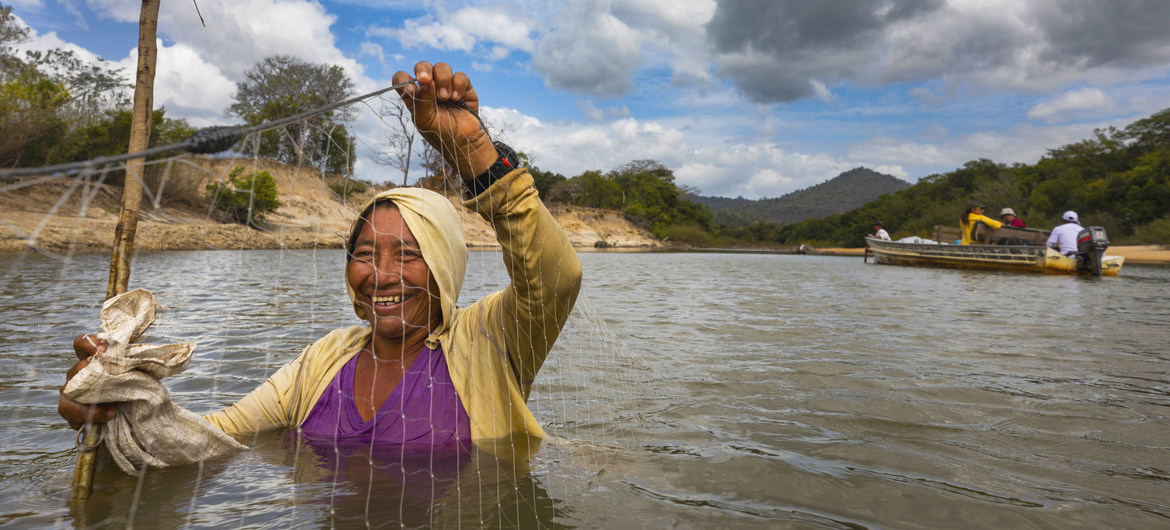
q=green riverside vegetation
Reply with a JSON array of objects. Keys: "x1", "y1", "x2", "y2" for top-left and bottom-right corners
[
  {"x1": 771, "y1": 108, "x2": 1170, "y2": 247},
  {"x1": 528, "y1": 108, "x2": 1170, "y2": 248},
  {"x1": 205, "y1": 166, "x2": 282, "y2": 227}
]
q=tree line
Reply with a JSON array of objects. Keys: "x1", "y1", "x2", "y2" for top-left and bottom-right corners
[
  {"x1": 770, "y1": 108, "x2": 1170, "y2": 247},
  {"x1": 6, "y1": 0, "x2": 1166, "y2": 245}
]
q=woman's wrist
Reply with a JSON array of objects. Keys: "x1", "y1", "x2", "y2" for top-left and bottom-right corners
[{"x1": 455, "y1": 136, "x2": 499, "y2": 180}]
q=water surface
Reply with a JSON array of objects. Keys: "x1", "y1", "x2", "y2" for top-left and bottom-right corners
[{"x1": 1, "y1": 250, "x2": 1167, "y2": 528}]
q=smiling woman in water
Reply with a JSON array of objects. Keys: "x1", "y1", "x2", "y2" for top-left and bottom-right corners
[{"x1": 59, "y1": 60, "x2": 583, "y2": 456}]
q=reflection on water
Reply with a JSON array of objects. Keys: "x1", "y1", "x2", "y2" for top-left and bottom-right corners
[{"x1": 1, "y1": 250, "x2": 1168, "y2": 528}]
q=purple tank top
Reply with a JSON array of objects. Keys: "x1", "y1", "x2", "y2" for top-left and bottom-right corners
[{"x1": 298, "y1": 345, "x2": 471, "y2": 449}]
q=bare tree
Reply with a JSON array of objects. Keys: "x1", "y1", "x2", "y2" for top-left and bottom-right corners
[
  {"x1": 418, "y1": 143, "x2": 459, "y2": 193},
  {"x1": 374, "y1": 98, "x2": 416, "y2": 186}
]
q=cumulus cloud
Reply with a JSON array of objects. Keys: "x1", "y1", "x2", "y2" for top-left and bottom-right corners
[
  {"x1": 117, "y1": 41, "x2": 237, "y2": 127},
  {"x1": 846, "y1": 118, "x2": 1128, "y2": 173},
  {"x1": 359, "y1": 42, "x2": 385, "y2": 64},
  {"x1": 1027, "y1": 88, "x2": 1115, "y2": 123},
  {"x1": 478, "y1": 105, "x2": 894, "y2": 198},
  {"x1": 62, "y1": 0, "x2": 372, "y2": 121},
  {"x1": 529, "y1": 0, "x2": 717, "y2": 96},
  {"x1": 706, "y1": 0, "x2": 943, "y2": 102},
  {"x1": 14, "y1": 17, "x2": 106, "y2": 64},
  {"x1": 532, "y1": 5, "x2": 640, "y2": 96},
  {"x1": 366, "y1": 6, "x2": 534, "y2": 59},
  {"x1": 705, "y1": 0, "x2": 1170, "y2": 103}
]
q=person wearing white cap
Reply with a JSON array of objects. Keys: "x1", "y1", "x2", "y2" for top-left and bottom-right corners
[
  {"x1": 1047, "y1": 210, "x2": 1082, "y2": 256},
  {"x1": 999, "y1": 208, "x2": 1027, "y2": 228}
]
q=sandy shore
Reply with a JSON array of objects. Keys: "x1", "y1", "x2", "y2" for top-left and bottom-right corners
[
  {"x1": 816, "y1": 246, "x2": 1170, "y2": 264},
  {"x1": 0, "y1": 157, "x2": 663, "y2": 254}
]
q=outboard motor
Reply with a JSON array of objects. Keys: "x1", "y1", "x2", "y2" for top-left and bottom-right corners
[{"x1": 1076, "y1": 226, "x2": 1109, "y2": 276}]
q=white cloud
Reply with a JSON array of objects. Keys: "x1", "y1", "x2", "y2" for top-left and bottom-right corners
[
  {"x1": 847, "y1": 118, "x2": 1131, "y2": 172},
  {"x1": 533, "y1": 6, "x2": 640, "y2": 96},
  {"x1": 117, "y1": 40, "x2": 237, "y2": 127},
  {"x1": 80, "y1": 0, "x2": 139, "y2": 23},
  {"x1": 1027, "y1": 88, "x2": 1115, "y2": 123},
  {"x1": 6, "y1": 0, "x2": 45, "y2": 9},
  {"x1": 151, "y1": 0, "x2": 362, "y2": 83},
  {"x1": 366, "y1": 6, "x2": 534, "y2": 57},
  {"x1": 359, "y1": 42, "x2": 385, "y2": 64},
  {"x1": 16, "y1": 21, "x2": 106, "y2": 64},
  {"x1": 450, "y1": 8, "x2": 534, "y2": 52},
  {"x1": 477, "y1": 105, "x2": 891, "y2": 199}
]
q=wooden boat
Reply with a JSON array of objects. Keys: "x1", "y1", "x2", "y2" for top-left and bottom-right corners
[{"x1": 865, "y1": 224, "x2": 1124, "y2": 276}]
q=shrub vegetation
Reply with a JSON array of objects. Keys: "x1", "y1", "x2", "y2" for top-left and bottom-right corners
[{"x1": 206, "y1": 166, "x2": 282, "y2": 227}]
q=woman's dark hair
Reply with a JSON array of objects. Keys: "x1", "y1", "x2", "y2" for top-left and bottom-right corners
[
  {"x1": 346, "y1": 199, "x2": 397, "y2": 259},
  {"x1": 959, "y1": 201, "x2": 982, "y2": 225}
]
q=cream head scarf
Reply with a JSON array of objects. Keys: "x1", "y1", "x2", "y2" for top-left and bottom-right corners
[{"x1": 344, "y1": 188, "x2": 467, "y2": 342}]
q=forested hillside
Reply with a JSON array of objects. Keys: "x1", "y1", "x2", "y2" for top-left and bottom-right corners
[
  {"x1": 689, "y1": 167, "x2": 910, "y2": 226},
  {"x1": 772, "y1": 109, "x2": 1170, "y2": 247}
]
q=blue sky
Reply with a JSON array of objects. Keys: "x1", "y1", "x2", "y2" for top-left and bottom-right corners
[{"x1": 8, "y1": 0, "x2": 1170, "y2": 199}]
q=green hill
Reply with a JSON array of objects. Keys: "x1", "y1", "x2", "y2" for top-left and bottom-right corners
[
  {"x1": 690, "y1": 167, "x2": 910, "y2": 226},
  {"x1": 771, "y1": 108, "x2": 1170, "y2": 247}
]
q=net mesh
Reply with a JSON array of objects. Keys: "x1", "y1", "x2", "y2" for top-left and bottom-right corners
[{"x1": 0, "y1": 87, "x2": 654, "y2": 528}]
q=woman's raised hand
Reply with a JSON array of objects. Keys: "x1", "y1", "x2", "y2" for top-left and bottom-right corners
[{"x1": 392, "y1": 61, "x2": 498, "y2": 180}]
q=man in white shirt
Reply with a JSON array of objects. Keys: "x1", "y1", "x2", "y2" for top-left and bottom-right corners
[
  {"x1": 870, "y1": 221, "x2": 891, "y2": 240},
  {"x1": 1047, "y1": 210, "x2": 1083, "y2": 256}
]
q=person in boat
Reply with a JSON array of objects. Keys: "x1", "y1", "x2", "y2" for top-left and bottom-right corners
[
  {"x1": 999, "y1": 208, "x2": 1027, "y2": 228},
  {"x1": 958, "y1": 201, "x2": 1003, "y2": 244},
  {"x1": 59, "y1": 61, "x2": 583, "y2": 453},
  {"x1": 1046, "y1": 210, "x2": 1082, "y2": 256},
  {"x1": 868, "y1": 220, "x2": 891, "y2": 240}
]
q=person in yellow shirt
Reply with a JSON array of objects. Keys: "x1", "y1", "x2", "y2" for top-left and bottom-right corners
[{"x1": 959, "y1": 201, "x2": 1003, "y2": 244}]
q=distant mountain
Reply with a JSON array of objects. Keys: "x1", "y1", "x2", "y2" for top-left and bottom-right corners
[{"x1": 689, "y1": 167, "x2": 910, "y2": 226}]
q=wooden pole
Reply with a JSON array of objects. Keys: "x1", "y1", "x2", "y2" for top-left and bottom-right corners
[{"x1": 73, "y1": 0, "x2": 160, "y2": 504}]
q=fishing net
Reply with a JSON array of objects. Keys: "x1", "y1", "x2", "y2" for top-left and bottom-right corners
[{"x1": 0, "y1": 84, "x2": 655, "y2": 528}]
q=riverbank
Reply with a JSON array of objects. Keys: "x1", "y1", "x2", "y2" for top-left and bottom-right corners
[
  {"x1": 0, "y1": 156, "x2": 662, "y2": 254},
  {"x1": 816, "y1": 245, "x2": 1170, "y2": 264},
  {"x1": 4, "y1": 156, "x2": 1166, "y2": 263}
]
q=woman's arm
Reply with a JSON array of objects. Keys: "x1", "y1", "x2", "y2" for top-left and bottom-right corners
[
  {"x1": 464, "y1": 168, "x2": 583, "y2": 388},
  {"x1": 202, "y1": 350, "x2": 306, "y2": 438},
  {"x1": 975, "y1": 213, "x2": 1004, "y2": 229},
  {"x1": 392, "y1": 61, "x2": 583, "y2": 389}
]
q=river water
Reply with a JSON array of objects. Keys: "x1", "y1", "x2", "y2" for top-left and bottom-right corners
[{"x1": 1, "y1": 250, "x2": 1167, "y2": 529}]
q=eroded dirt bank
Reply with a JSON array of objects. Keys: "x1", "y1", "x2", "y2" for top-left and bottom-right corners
[{"x1": 0, "y1": 156, "x2": 661, "y2": 254}]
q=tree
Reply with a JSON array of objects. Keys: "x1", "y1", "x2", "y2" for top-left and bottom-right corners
[
  {"x1": 374, "y1": 98, "x2": 416, "y2": 186},
  {"x1": 530, "y1": 166, "x2": 567, "y2": 200},
  {"x1": 1, "y1": 4, "x2": 129, "y2": 167},
  {"x1": 1, "y1": 4, "x2": 30, "y2": 78},
  {"x1": 1118, "y1": 107, "x2": 1170, "y2": 151},
  {"x1": 417, "y1": 143, "x2": 459, "y2": 192},
  {"x1": 615, "y1": 159, "x2": 674, "y2": 183},
  {"x1": 27, "y1": 48, "x2": 129, "y2": 126},
  {"x1": 227, "y1": 55, "x2": 355, "y2": 172}
]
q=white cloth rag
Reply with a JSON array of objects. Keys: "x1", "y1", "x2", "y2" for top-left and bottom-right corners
[{"x1": 62, "y1": 289, "x2": 246, "y2": 473}]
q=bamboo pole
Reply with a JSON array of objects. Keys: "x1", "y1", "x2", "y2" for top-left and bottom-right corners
[{"x1": 72, "y1": 0, "x2": 160, "y2": 504}]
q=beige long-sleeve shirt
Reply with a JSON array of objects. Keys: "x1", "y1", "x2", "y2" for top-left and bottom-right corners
[{"x1": 204, "y1": 168, "x2": 582, "y2": 450}]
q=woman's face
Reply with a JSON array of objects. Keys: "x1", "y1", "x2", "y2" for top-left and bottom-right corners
[{"x1": 346, "y1": 206, "x2": 442, "y2": 343}]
